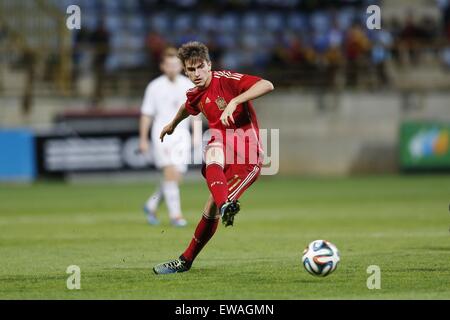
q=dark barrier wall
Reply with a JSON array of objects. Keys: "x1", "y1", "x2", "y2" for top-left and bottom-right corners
[
  {"x1": 35, "y1": 130, "x2": 155, "y2": 176},
  {"x1": 35, "y1": 109, "x2": 203, "y2": 177}
]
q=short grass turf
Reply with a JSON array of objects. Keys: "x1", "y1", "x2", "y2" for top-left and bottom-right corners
[{"x1": 0, "y1": 175, "x2": 449, "y2": 299}]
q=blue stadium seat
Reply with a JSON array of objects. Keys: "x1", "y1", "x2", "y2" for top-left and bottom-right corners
[
  {"x1": 83, "y1": 12, "x2": 99, "y2": 30},
  {"x1": 103, "y1": 0, "x2": 122, "y2": 13},
  {"x1": 241, "y1": 13, "x2": 260, "y2": 31},
  {"x1": 122, "y1": 0, "x2": 139, "y2": 12},
  {"x1": 106, "y1": 52, "x2": 120, "y2": 71},
  {"x1": 174, "y1": 14, "x2": 193, "y2": 32},
  {"x1": 216, "y1": 32, "x2": 238, "y2": 49},
  {"x1": 127, "y1": 15, "x2": 146, "y2": 32},
  {"x1": 220, "y1": 50, "x2": 243, "y2": 70},
  {"x1": 197, "y1": 13, "x2": 218, "y2": 32},
  {"x1": 287, "y1": 12, "x2": 307, "y2": 32},
  {"x1": 242, "y1": 33, "x2": 259, "y2": 50},
  {"x1": 105, "y1": 14, "x2": 123, "y2": 32},
  {"x1": 310, "y1": 11, "x2": 331, "y2": 33},
  {"x1": 150, "y1": 13, "x2": 171, "y2": 33},
  {"x1": 337, "y1": 8, "x2": 356, "y2": 30},
  {"x1": 219, "y1": 13, "x2": 240, "y2": 32},
  {"x1": 264, "y1": 13, "x2": 284, "y2": 32}
]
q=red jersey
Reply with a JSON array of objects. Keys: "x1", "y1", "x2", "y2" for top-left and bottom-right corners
[
  {"x1": 184, "y1": 70, "x2": 264, "y2": 165},
  {"x1": 184, "y1": 70, "x2": 261, "y2": 131}
]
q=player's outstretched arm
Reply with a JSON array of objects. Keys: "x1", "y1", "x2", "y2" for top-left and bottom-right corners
[
  {"x1": 160, "y1": 103, "x2": 190, "y2": 142},
  {"x1": 221, "y1": 79, "x2": 274, "y2": 126},
  {"x1": 139, "y1": 114, "x2": 153, "y2": 153}
]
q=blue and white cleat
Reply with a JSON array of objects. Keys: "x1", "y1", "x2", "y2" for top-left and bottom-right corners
[
  {"x1": 143, "y1": 206, "x2": 160, "y2": 225},
  {"x1": 153, "y1": 256, "x2": 191, "y2": 275},
  {"x1": 220, "y1": 200, "x2": 240, "y2": 227},
  {"x1": 171, "y1": 217, "x2": 188, "y2": 227}
]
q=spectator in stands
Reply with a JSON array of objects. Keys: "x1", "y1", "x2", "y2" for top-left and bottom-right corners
[
  {"x1": 371, "y1": 29, "x2": 393, "y2": 87},
  {"x1": 0, "y1": 21, "x2": 7, "y2": 92},
  {"x1": 324, "y1": 19, "x2": 344, "y2": 87},
  {"x1": 22, "y1": 48, "x2": 37, "y2": 116},
  {"x1": 418, "y1": 15, "x2": 439, "y2": 42},
  {"x1": 436, "y1": 0, "x2": 450, "y2": 36},
  {"x1": 387, "y1": 16, "x2": 403, "y2": 65},
  {"x1": 176, "y1": 27, "x2": 200, "y2": 47},
  {"x1": 72, "y1": 28, "x2": 90, "y2": 94},
  {"x1": 344, "y1": 22, "x2": 370, "y2": 87},
  {"x1": 90, "y1": 20, "x2": 110, "y2": 108},
  {"x1": 204, "y1": 31, "x2": 222, "y2": 66},
  {"x1": 145, "y1": 31, "x2": 167, "y2": 73},
  {"x1": 399, "y1": 12, "x2": 422, "y2": 65},
  {"x1": 447, "y1": 15, "x2": 450, "y2": 41},
  {"x1": 272, "y1": 34, "x2": 287, "y2": 65}
]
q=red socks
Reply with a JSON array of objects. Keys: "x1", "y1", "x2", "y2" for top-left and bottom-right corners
[
  {"x1": 181, "y1": 164, "x2": 227, "y2": 263},
  {"x1": 205, "y1": 163, "x2": 228, "y2": 208},
  {"x1": 182, "y1": 214, "x2": 219, "y2": 262}
]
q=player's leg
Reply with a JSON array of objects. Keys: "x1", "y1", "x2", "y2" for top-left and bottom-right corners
[
  {"x1": 227, "y1": 164, "x2": 261, "y2": 202},
  {"x1": 143, "y1": 140, "x2": 165, "y2": 225},
  {"x1": 153, "y1": 195, "x2": 219, "y2": 274},
  {"x1": 152, "y1": 165, "x2": 260, "y2": 274},
  {"x1": 180, "y1": 194, "x2": 219, "y2": 262},
  {"x1": 143, "y1": 184, "x2": 162, "y2": 225},
  {"x1": 221, "y1": 164, "x2": 261, "y2": 227},
  {"x1": 204, "y1": 143, "x2": 229, "y2": 208},
  {"x1": 203, "y1": 142, "x2": 242, "y2": 227},
  {"x1": 161, "y1": 165, "x2": 187, "y2": 227}
]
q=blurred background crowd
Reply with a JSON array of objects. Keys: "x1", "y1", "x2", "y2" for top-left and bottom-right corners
[
  {"x1": 67, "y1": 0, "x2": 450, "y2": 89},
  {"x1": 1, "y1": 0, "x2": 450, "y2": 107}
]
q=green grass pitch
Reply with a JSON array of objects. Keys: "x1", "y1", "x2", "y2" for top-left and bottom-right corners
[{"x1": 0, "y1": 175, "x2": 449, "y2": 299}]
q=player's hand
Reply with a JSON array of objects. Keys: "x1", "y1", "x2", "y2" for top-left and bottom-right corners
[
  {"x1": 220, "y1": 100, "x2": 238, "y2": 127},
  {"x1": 160, "y1": 123, "x2": 175, "y2": 142},
  {"x1": 139, "y1": 139, "x2": 149, "y2": 154}
]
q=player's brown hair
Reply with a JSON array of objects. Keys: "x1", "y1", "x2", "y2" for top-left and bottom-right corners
[
  {"x1": 161, "y1": 47, "x2": 178, "y2": 62},
  {"x1": 177, "y1": 41, "x2": 210, "y2": 66}
]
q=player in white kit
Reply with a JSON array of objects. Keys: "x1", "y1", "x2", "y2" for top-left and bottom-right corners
[{"x1": 139, "y1": 48, "x2": 199, "y2": 227}]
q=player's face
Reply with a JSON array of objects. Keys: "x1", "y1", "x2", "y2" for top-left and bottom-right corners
[
  {"x1": 160, "y1": 56, "x2": 183, "y2": 80},
  {"x1": 184, "y1": 59, "x2": 212, "y2": 89}
]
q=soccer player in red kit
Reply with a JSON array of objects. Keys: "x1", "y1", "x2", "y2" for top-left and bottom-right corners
[{"x1": 153, "y1": 41, "x2": 274, "y2": 274}]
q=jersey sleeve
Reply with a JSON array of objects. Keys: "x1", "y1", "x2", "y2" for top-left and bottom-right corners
[
  {"x1": 184, "y1": 97, "x2": 200, "y2": 116},
  {"x1": 140, "y1": 83, "x2": 156, "y2": 116}
]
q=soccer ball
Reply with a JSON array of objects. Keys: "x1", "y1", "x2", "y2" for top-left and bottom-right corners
[{"x1": 302, "y1": 240, "x2": 340, "y2": 277}]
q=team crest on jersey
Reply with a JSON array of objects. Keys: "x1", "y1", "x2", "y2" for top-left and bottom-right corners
[{"x1": 215, "y1": 97, "x2": 227, "y2": 110}]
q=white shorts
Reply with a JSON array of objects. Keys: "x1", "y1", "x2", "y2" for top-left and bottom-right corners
[{"x1": 152, "y1": 130, "x2": 191, "y2": 173}]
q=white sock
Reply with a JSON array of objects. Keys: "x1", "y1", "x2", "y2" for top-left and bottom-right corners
[
  {"x1": 162, "y1": 181, "x2": 182, "y2": 220},
  {"x1": 145, "y1": 187, "x2": 162, "y2": 213}
]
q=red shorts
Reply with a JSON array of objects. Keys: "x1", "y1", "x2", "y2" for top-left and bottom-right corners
[
  {"x1": 202, "y1": 131, "x2": 263, "y2": 201},
  {"x1": 202, "y1": 163, "x2": 261, "y2": 201}
]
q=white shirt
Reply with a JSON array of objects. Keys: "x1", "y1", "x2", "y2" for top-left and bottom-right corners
[{"x1": 141, "y1": 74, "x2": 193, "y2": 141}]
